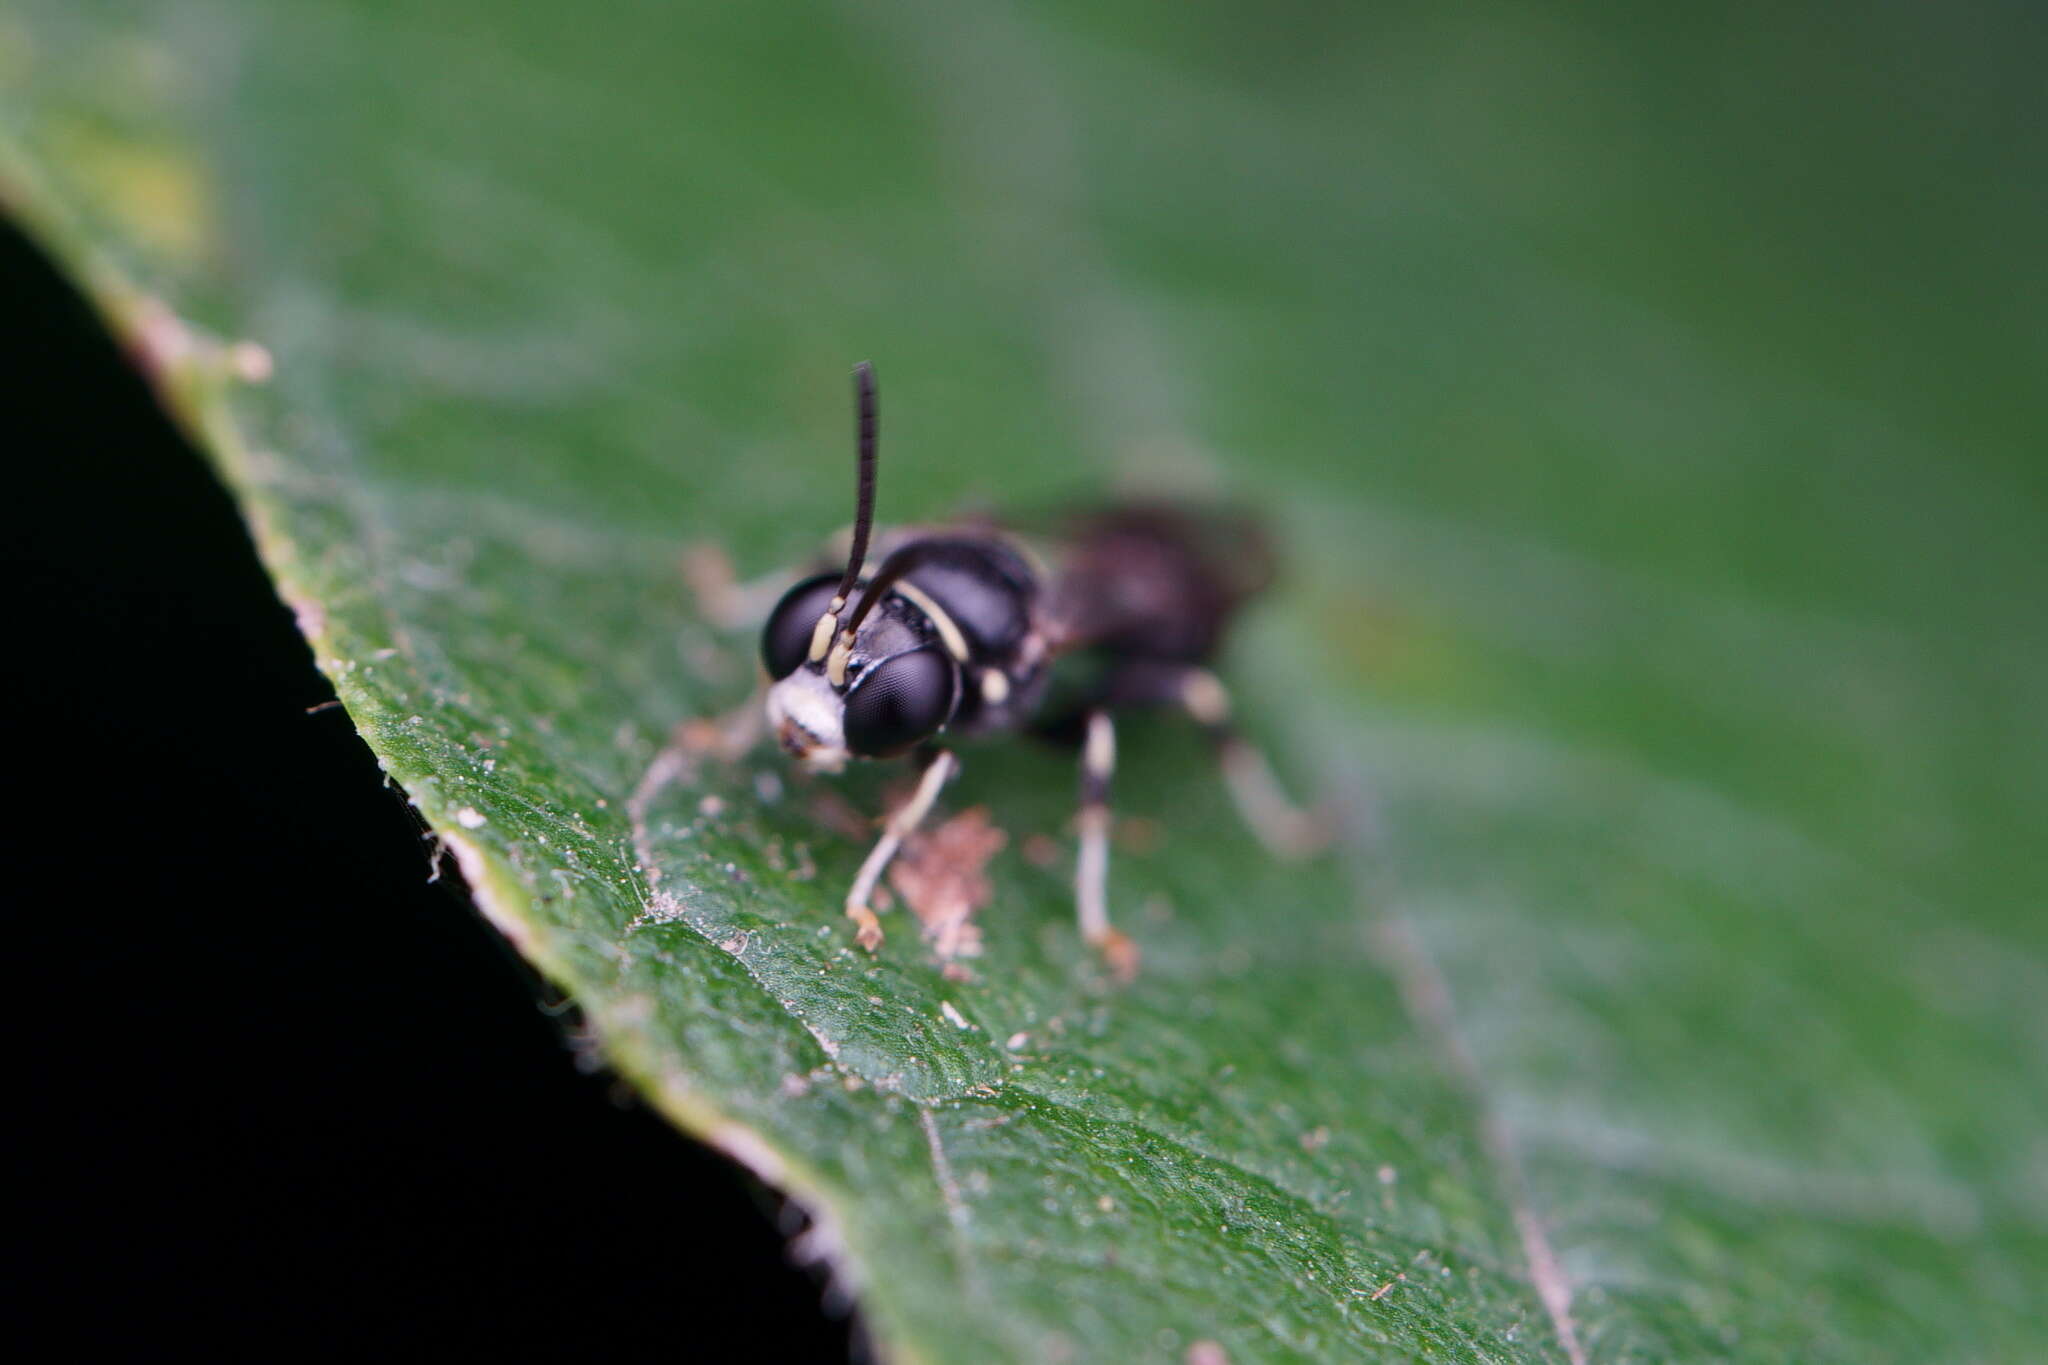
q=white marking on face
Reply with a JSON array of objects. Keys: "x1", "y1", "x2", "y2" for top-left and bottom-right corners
[{"x1": 766, "y1": 669, "x2": 850, "y2": 772}]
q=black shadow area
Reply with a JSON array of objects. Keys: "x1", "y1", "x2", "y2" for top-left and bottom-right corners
[{"x1": 3, "y1": 217, "x2": 856, "y2": 1362}]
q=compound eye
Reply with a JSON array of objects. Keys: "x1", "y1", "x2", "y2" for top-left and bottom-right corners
[
  {"x1": 842, "y1": 647, "x2": 959, "y2": 758},
  {"x1": 760, "y1": 573, "x2": 843, "y2": 680}
]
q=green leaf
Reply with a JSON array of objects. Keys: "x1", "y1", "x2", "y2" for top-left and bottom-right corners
[{"x1": 9, "y1": 3, "x2": 2047, "y2": 1360}]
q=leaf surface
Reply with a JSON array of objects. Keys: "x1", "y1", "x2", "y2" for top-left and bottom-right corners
[{"x1": 8, "y1": 3, "x2": 2047, "y2": 1360}]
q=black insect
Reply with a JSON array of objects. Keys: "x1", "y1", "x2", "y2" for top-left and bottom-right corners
[{"x1": 755, "y1": 362, "x2": 1323, "y2": 977}]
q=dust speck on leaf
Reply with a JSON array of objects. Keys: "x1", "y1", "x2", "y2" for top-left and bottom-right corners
[
  {"x1": 289, "y1": 596, "x2": 326, "y2": 639},
  {"x1": 229, "y1": 339, "x2": 272, "y2": 381},
  {"x1": 1021, "y1": 833, "x2": 1060, "y2": 869},
  {"x1": 1114, "y1": 815, "x2": 1164, "y2": 853}
]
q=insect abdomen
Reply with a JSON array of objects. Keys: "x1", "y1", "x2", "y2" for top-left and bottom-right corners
[{"x1": 1051, "y1": 505, "x2": 1271, "y2": 664}]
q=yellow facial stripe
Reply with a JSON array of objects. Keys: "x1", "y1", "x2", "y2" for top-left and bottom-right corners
[{"x1": 807, "y1": 611, "x2": 839, "y2": 663}]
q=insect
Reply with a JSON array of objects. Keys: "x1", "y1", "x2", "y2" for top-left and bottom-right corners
[{"x1": 754, "y1": 362, "x2": 1324, "y2": 977}]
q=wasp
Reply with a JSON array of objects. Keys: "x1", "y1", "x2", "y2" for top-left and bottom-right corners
[{"x1": 751, "y1": 363, "x2": 1324, "y2": 977}]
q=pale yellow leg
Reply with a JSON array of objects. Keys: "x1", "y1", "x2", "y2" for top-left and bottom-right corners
[
  {"x1": 846, "y1": 750, "x2": 958, "y2": 950},
  {"x1": 684, "y1": 543, "x2": 806, "y2": 631},
  {"x1": 1182, "y1": 669, "x2": 1330, "y2": 859},
  {"x1": 1076, "y1": 711, "x2": 1138, "y2": 980}
]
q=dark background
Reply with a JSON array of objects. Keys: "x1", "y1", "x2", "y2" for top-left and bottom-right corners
[{"x1": 6, "y1": 217, "x2": 853, "y2": 1359}]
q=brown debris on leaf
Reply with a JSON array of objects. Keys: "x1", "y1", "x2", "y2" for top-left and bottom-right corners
[
  {"x1": 888, "y1": 806, "x2": 1007, "y2": 963},
  {"x1": 1020, "y1": 832, "x2": 1061, "y2": 869}
]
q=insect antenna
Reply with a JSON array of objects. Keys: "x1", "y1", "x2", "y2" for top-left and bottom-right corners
[
  {"x1": 836, "y1": 360, "x2": 880, "y2": 604},
  {"x1": 807, "y1": 361, "x2": 879, "y2": 665},
  {"x1": 823, "y1": 540, "x2": 957, "y2": 687},
  {"x1": 840, "y1": 542, "x2": 938, "y2": 637}
]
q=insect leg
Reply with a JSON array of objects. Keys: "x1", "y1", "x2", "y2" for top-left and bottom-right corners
[
  {"x1": 845, "y1": 748, "x2": 958, "y2": 951},
  {"x1": 1176, "y1": 668, "x2": 1330, "y2": 857},
  {"x1": 670, "y1": 682, "x2": 768, "y2": 760},
  {"x1": 684, "y1": 543, "x2": 807, "y2": 631},
  {"x1": 1076, "y1": 710, "x2": 1139, "y2": 981}
]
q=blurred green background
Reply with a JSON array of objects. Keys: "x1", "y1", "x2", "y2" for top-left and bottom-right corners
[{"x1": 8, "y1": 1, "x2": 2046, "y2": 1360}]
